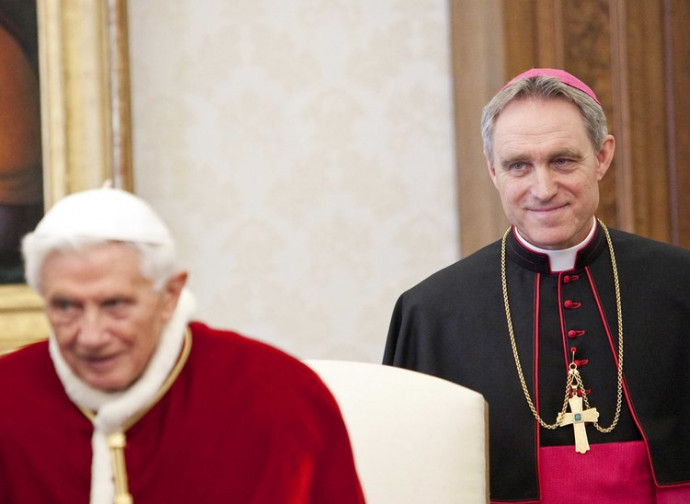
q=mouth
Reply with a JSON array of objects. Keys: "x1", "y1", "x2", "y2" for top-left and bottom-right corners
[
  {"x1": 81, "y1": 354, "x2": 119, "y2": 372},
  {"x1": 529, "y1": 203, "x2": 568, "y2": 216},
  {"x1": 531, "y1": 202, "x2": 566, "y2": 211}
]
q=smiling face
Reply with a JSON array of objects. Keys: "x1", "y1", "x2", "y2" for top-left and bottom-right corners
[
  {"x1": 488, "y1": 98, "x2": 615, "y2": 250},
  {"x1": 40, "y1": 242, "x2": 186, "y2": 392}
]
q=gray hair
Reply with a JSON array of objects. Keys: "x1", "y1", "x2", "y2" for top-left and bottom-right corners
[
  {"x1": 21, "y1": 234, "x2": 178, "y2": 294},
  {"x1": 480, "y1": 76, "x2": 608, "y2": 163}
]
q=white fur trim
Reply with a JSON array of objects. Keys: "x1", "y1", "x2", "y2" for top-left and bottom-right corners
[{"x1": 50, "y1": 288, "x2": 196, "y2": 504}]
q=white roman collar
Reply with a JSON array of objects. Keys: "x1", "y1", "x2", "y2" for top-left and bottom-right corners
[{"x1": 514, "y1": 218, "x2": 597, "y2": 272}]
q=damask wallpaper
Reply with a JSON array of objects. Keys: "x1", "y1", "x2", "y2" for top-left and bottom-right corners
[{"x1": 129, "y1": 0, "x2": 459, "y2": 362}]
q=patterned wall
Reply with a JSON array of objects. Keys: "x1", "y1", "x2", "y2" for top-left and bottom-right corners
[{"x1": 128, "y1": 0, "x2": 459, "y2": 362}]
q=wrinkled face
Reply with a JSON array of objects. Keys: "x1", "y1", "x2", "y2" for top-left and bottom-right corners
[
  {"x1": 40, "y1": 242, "x2": 184, "y2": 392},
  {"x1": 488, "y1": 98, "x2": 615, "y2": 249}
]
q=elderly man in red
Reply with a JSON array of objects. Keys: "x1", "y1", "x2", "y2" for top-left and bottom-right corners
[{"x1": 0, "y1": 187, "x2": 364, "y2": 504}]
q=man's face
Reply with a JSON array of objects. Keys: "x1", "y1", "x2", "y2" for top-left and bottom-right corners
[
  {"x1": 41, "y1": 242, "x2": 183, "y2": 392},
  {"x1": 488, "y1": 98, "x2": 615, "y2": 250}
]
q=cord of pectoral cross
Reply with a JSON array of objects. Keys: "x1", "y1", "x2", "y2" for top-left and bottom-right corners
[
  {"x1": 510, "y1": 360, "x2": 577, "y2": 431},
  {"x1": 501, "y1": 221, "x2": 625, "y2": 435}
]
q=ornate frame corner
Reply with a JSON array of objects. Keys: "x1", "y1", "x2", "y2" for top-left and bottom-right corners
[{"x1": 0, "y1": 0, "x2": 133, "y2": 353}]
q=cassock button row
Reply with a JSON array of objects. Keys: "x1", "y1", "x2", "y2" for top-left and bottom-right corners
[
  {"x1": 564, "y1": 299, "x2": 582, "y2": 309},
  {"x1": 563, "y1": 274, "x2": 580, "y2": 284},
  {"x1": 567, "y1": 329, "x2": 586, "y2": 339}
]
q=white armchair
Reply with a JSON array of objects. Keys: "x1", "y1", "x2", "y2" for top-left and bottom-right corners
[{"x1": 305, "y1": 360, "x2": 488, "y2": 504}]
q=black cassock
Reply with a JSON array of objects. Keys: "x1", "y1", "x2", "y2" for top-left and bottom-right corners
[{"x1": 384, "y1": 223, "x2": 690, "y2": 501}]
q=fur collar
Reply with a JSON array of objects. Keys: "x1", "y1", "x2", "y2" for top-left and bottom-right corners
[{"x1": 49, "y1": 288, "x2": 196, "y2": 504}]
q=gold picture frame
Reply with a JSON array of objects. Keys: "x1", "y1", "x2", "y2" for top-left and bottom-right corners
[{"x1": 0, "y1": 0, "x2": 133, "y2": 353}]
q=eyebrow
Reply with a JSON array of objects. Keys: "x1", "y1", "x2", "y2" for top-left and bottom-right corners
[
  {"x1": 47, "y1": 296, "x2": 81, "y2": 308},
  {"x1": 498, "y1": 155, "x2": 525, "y2": 168},
  {"x1": 551, "y1": 148, "x2": 584, "y2": 160},
  {"x1": 498, "y1": 147, "x2": 584, "y2": 168}
]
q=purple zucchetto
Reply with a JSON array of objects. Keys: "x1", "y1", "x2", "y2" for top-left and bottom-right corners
[{"x1": 501, "y1": 68, "x2": 601, "y2": 105}]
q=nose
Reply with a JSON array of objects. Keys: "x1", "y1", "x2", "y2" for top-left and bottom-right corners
[
  {"x1": 531, "y1": 165, "x2": 557, "y2": 201},
  {"x1": 76, "y1": 307, "x2": 110, "y2": 348}
]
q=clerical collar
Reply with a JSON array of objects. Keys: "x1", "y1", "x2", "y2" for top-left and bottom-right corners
[{"x1": 514, "y1": 219, "x2": 597, "y2": 272}]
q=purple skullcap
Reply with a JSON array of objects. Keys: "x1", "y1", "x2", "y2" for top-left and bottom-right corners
[{"x1": 501, "y1": 68, "x2": 601, "y2": 105}]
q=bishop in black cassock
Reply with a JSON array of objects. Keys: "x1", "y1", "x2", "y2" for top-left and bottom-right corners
[
  {"x1": 385, "y1": 222, "x2": 690, "y2": 501},
  {"x1": 384, "y1": 68, "x2": 690, "y2": 503}
]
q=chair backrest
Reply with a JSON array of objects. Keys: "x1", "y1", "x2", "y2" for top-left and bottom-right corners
[{"x1": 304, "y1": 360, "x2": 488, "y2": 504}]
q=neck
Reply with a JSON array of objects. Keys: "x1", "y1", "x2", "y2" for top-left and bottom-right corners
[{"x1": 514, "y1": 219, "x2": 597, "y2": 272}]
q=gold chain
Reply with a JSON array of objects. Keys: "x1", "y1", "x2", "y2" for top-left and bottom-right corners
[{"x1": 501, "y1": 220, "x2": 624, "y2": 432}]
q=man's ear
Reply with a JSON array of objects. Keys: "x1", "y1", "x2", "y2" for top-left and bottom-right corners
[
  {"x1": 595, "y1": 135, "x2": 616, "y2": 181},
  {"x1": 160, "y1": 270, "x2": 188, "y2": 322},
  {"x1": 487, "y1": 158, "x2": 499, "y2": 188}
]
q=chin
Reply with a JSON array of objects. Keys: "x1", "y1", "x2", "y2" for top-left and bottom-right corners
[{"x1": 80, "y1": 373, "x2": 131, "y2": 393}]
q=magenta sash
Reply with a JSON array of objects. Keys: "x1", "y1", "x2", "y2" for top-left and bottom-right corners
[{"x1": 491, "y1": 441, "x2": 690, "y2": 503}]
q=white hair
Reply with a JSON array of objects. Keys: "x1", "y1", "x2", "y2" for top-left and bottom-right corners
[
  {"x1": 481, "y1": 75, "x2": 608, "y2": 164},
  {"x1": 22, "y1": 233, "x2": 178, "y2": 294},
  {"x1": 21, "y1": 187, "x2": 179, "y2": 294}
]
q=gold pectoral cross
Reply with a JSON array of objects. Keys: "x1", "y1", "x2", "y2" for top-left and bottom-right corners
[{"x1": 558, "y1": 394, "x2": 599, "y2": 453}]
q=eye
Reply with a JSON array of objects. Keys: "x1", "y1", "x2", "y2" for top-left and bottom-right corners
[
  {"x1": 102, "y1": 298, "x2": 132, "y2": 316},
  {"x1": 553, "y1": 157, "x2": 578, "y2": 170},
  {"x1": 507, "y1": 161, "x2": 530, "y2": 173},
  {"x1": 48, "y1": 298, "x2": 82, "y2": 322},
  {"x1": 50, "y1": 298, "x2": 78, "y2": 312}
]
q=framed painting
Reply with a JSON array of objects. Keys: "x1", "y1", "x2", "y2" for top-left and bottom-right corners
[{"x1": 0, "y1": 0, "x2": 133, "y2": 353}]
